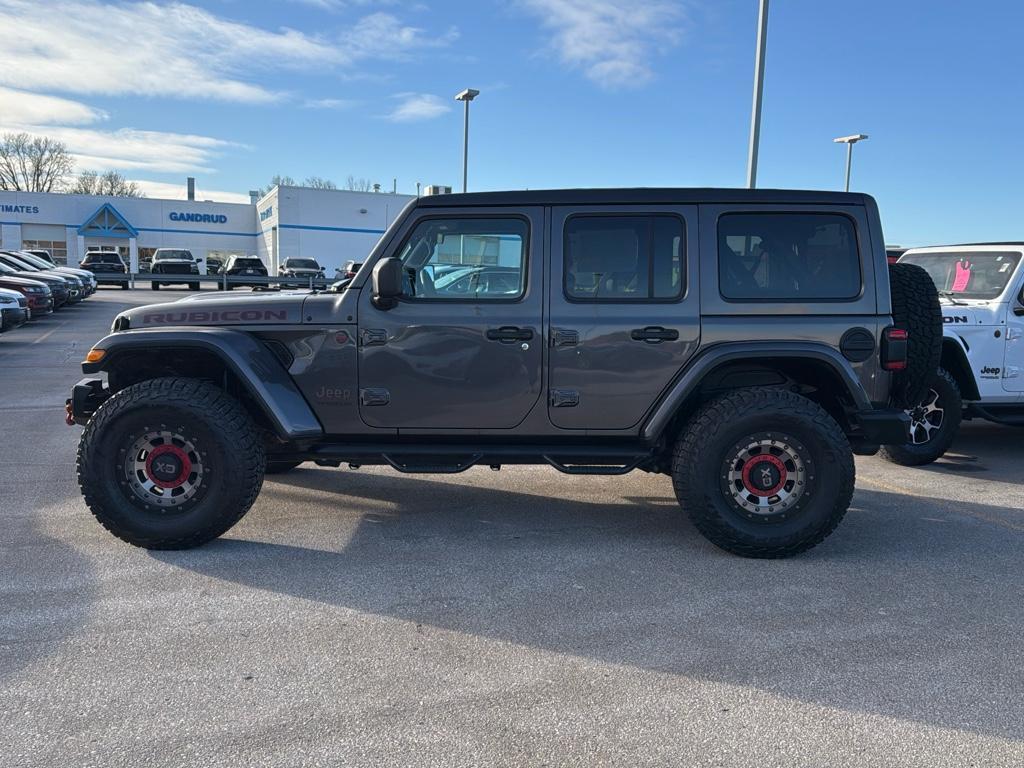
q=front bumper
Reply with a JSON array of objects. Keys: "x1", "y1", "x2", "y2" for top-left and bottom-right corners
[
  {"x1": 27, "y1": 295, "x2": 54, "y2": 313},
  {"x1": 66, "y1": 377, "x2": 110, "y2": 426},
  {"x1": 1, "y1": 306, "x2": 29, "y2": 330}
]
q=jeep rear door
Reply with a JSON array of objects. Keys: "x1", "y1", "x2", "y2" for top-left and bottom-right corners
[
  {"x1": 356, "y1": 207, "x2": 544, "y2": 429},
  {"x1": 547, "y1": 205, "x2": 700, "y2": 430}
]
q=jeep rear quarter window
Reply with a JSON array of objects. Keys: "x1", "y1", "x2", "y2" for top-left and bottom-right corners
[
  {"x1": 564, "y1": 215, "x2": 684, "y2": 301},
  {"x1": 718, "y1": 213, "x2": 861, "y2": 301},
  {"x1": 396, "y1": 217, "x2": 527, "y2": 300}
]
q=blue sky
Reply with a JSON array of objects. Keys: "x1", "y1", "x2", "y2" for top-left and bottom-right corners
[{"x1": 0, "y1": 0, "x2": 1021, "y2": 245}]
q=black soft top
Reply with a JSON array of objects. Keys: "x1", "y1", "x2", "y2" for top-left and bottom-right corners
[{"x1": 415, "y1": 187, "x2": 871, "y2": 208}]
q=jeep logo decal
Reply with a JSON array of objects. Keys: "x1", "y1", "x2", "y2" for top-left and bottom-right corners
[
  {"x1": 141, "y1": 309, "x2": 289, "y2": 323},
  {"x1": 980, "y1": 366, "x2": 1001, "y2": 378},
  {"x1": 943, "y1": 315, "x2": 969, "y2": 324}
]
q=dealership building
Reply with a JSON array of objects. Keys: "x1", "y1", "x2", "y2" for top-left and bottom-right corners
[{"x1": 0, "y1": 185, "x2": 416, "y2": 274}]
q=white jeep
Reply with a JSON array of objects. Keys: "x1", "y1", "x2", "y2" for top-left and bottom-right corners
[{"x1": 882, "y1": 244, "x2": 1024, "y2": 464}]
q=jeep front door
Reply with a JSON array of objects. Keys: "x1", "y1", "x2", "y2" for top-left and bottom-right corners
[
  {"x1": 357, "y1": 209, "x2": 544, "y2": 429},
  {"x1": 547, "y1": 206, "x2": 700, "y2": 430}
]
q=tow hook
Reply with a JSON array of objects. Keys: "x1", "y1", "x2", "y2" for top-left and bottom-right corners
[{"x1": 65, "y1": 399, "x2": 75, "y2": 426}]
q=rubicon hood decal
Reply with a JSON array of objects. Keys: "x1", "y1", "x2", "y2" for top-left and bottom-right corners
[{"x1": 123, "y1": 294, "x2": 305, "y2": 327}]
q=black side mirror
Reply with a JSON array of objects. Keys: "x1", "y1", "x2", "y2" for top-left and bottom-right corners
[{"x1": 372, "y1": 257, "x2": 403, "y2": 310}]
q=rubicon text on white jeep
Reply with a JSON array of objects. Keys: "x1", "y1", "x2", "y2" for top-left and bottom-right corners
[
  {"x1": 68, "y1": 188, "x2": 941, "y2": 558},
  {"x1": 881, "y1": 244, "x2": 1024, "y2": 465}
]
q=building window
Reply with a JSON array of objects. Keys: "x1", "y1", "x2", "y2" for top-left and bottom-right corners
[
  {"x1": 396, "y1": 217, "x2": 528, "y2": 301},
  {"x1": 564, "y1": 215, "x2": 685, "y2": 301},
  {"x1": 718, "y1": 213, "x2": 862, "y2": 301},
  {"x1": 22, "y1": 240, "x2": 68, "y2": 265}
]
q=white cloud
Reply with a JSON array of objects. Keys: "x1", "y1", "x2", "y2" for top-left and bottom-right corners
[
  {"x1": 4, "y1": 122, "x2": 237, "y2": 174},
  {"x1": 343, "y1": 12, "x2": 458, "y2": 61},
  {"x1": 303, "y1": 98, "x2": 356, "y2": 109},
  {"x1": 0, "y1": 0, "x2": 456, "y2": 104},
  {"x1": 386, "y1": 93, "x2": 451, "y2": 122},
  {"x1": 520, "y1": 0, "x2": 686, "y2": 88},
  {"x1": 0, "y1": 87, "x2": 107, "y2": 126},
  {"x1": 131, "y1": 180, "x2": 251, "y2": 205}
]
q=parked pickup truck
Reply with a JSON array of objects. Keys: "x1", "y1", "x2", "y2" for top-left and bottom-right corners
[{"x1": 68, "y1": 188, "x2": 940, "y2": 558}]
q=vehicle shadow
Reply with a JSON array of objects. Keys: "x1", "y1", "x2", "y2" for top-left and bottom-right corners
[
  {"x1": 903, "y1": 421, "x2": 1024, "y2": 484},
  {"x1": 152, "y1": 469, "x2": 1024, "y2": 741}
]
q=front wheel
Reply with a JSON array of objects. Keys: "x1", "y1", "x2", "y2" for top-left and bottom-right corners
[
  {"x1": 672, "y1": 388, "x2": 855, "y2": 558},
  {"x1": 76, "y1": 377, "x2": 265, "y2": 549},
  {"x1": 189, "y1": 282, "x2": 200, "y2": 291},
  {"x1": 151, "y1": 282, "x2": 160, "y2": 290},
  {"x1": 880, "y1": 368, "x2": 962, "y2": 466}
]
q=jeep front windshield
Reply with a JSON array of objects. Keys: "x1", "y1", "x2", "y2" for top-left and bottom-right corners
[{"x1": 901, "y1": 251, "x2": 1021, "y2": 300}]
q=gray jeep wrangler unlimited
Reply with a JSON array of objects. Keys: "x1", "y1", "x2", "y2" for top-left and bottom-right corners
[{"x1": 68, "y1": 189, "x2": 939, "y2": 558}]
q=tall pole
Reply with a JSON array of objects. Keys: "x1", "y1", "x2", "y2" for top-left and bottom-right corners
[
  {"x1": 461, "y1": 98, "x2": 470, "y2": 193},
  {"x1": 746, "y1": 0, "x2": 769, "y2": 188},
  {"x1": 844, "y1": 142, "x2": 853, "y2": 192}
]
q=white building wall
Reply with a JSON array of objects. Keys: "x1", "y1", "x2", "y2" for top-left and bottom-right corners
[{"x1": 0, "y1": 186, "x2": 415, "y2": 274}]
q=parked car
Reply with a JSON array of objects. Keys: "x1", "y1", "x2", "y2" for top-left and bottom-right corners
[
  {"x1": 69, "y1": 187, "x2": 937, "y2": 558},
  {"x1": 220, "y1": 255, "x2": 268, "y2": 289},
  {"x1": 206, "y1": 256, "x2": 225, "y2": 275},
  {"x1": 24, "y1": 249, "x2": 57, "y2": 264},
  {"x1": 150, "y1": 249, "x2": 202, "y2": 290},
  {"x1": 0, "y1": 260, "x2": 67, "y2": 308},
  {"x1": 0, "y1": 271, "x2": 53, "y2": 316},
  {"x1": 338, "y1": 260, "x2": 363, "y2": 280},
  {"x1": 12, "y1": 250, "x2": 96, "y2": 296},
  {"x1": 0, "y1": 252, "x2": 82, "y2": 303},
  {"x1": 80, "y1": 251, "x2": 129, "y2": 288},
  {"x1": 0, "y1": 287, "x2": 29, "y2": 331},
  {"x1": 279, "y1": 257, "x2": 324, "y2": 286},
  {"x1": 880, "y1": 244, "x2": 1024, "y2": 465}
]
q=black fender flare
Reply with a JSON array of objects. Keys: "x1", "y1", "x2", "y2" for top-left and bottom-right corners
[
  {"x1": 83, "y1": 328, "x2": 323, "y2": 440},
  {"x1": 940, "y1": 335, "x2": 981, "y2": 401},
  {"x1": 641, "y1": 341, "x2": 874, "y2": 442}
]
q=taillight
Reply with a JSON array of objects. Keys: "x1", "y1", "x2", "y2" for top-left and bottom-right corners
[{"x1": 881, "y1": 326, "x2": 908, "y2": 371}]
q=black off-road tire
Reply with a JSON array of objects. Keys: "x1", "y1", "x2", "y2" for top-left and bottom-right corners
[
  {"x1": 672, "y1": 388, "x2": 855, "y2": 558},
  {"x1": 880, "y1": 368, "x2": 962, "y2": 466},
  {"x1": 151, "y1": 281, "x2": 160, "y2": 291},
  {"x1": 265, "y1": 459, "x2": 303, "y2": 474},
  {"x1": 889, "y1": 262, "x2": 942, "y2": 408},
  {"x1": 77, "y1": 377, "x2": 265, "y2": 549}
]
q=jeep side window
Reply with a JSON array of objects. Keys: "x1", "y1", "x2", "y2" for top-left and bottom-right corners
[
  {"x1": 395, "y1": 218, "x2": 528, "y2": 300},
  {"x1": 564, "y1": 215, "x2": 684, "y2": 301},
  {"x1": 718, "y1": 213, "x2": 861, "y2": 301}
]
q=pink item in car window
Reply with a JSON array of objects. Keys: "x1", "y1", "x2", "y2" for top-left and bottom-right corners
[{"x1": 952, "y1": 261, "x2": 972, "y2": 292}]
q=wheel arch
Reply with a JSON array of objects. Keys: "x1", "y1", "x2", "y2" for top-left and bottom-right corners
[
  {"x1": 642, "y1": 342, "x2": 873, "y2": 444},
  {"x1": 940, "y1": 336, "x2": 980, "y2": 401},
  {"x1": 84, "y1": 328, "x2": 323, "y2": 440}
]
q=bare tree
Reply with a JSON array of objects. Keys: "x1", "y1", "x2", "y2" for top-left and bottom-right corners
[
  {"x1": 255, "y1": 174, "x2": 297, "y2": 197},
  {"x1": 345, "y1": 175, "x2": 374, "y2": 192},
  {"x1": 0, "y1": 132, "x2": 75, "y2": 192},
  {"x1": 71, "y1": 170, "x2": 144, "y2": 197},
  {"x1": 304, "y1": 176, "x2": 337, "y2": 190}
]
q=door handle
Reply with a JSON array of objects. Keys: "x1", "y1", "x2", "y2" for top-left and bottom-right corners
[
  {"x1": 630, "y1": 326, "x2": 679, "y2": 343},
  {"x1": 486, "y1": 326, "x2": 534, "y2": 342}
]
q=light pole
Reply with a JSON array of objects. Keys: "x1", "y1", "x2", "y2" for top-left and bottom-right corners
[
  {"x1": 455, "y1": 88, "x2": 480, "y2": 193},
  {"x1": 746, "y1": 0, "x2": 769, "y2": 188},
  {"x1": 833, "y1": 134, "x2": 868, "y2": 191}
]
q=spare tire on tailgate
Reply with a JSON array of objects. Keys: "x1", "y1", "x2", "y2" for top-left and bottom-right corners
[{"x1": 888, "y1": 262, "x2": 942, "y2": 408}]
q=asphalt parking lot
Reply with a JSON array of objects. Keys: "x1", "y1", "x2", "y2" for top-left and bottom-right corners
[{"x1": 2, "y1": 288, "x2": 1023, "y2": 767}]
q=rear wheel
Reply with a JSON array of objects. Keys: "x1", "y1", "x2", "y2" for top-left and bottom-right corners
[
  {"x1": 120, "y1": 282, "x2": 129, "y2": 290},
  {"x1": 77, "y1": 377, "x2": 265, "y2": 549},
  {"x1": 189, "y1": 282, "x2": 200, "y2": 291},
  {"x1": 151, "y1": 282, "x2": 160, "y2": 291},
  {"x1": 672, "y1": 388, "x2": 855, "y2": 558},
  {"x1": 880, "y1": 368, "x2": 962, "y2": 466}
]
